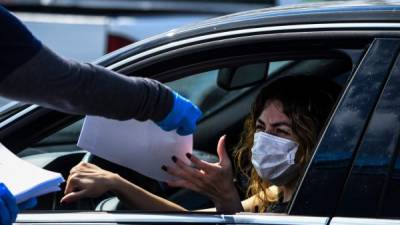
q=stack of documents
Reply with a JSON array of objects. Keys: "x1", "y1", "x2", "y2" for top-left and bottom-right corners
[
  {"x1": 0, "y1": 143, "x2": 64, "y2": 203},
  {"x1": 78, "y1": 116, "x2": 193, "y2": 182}
]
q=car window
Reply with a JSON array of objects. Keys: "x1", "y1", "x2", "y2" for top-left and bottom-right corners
[{"x1": 17, "y1": 55, "x2": 355, "y2": 213}]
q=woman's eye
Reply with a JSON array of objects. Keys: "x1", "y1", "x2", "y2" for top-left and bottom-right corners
[
  {"x1": 277, "y1": 129, "x2": 289, "y2": 135},
  {"x1": 255, "y1": 125, "x2": 264, "y2": 131}
]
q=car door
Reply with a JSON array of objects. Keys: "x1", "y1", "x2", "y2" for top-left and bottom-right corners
[
  {"x1": 291, "y1": 38, "x2": 400, "y2": 221},
  {"x1": 5, "y1": 27, "x2": 396, "y2": 224},
  {"x1": 328, "y1": 42, "x2": 400, "y2": 224}
]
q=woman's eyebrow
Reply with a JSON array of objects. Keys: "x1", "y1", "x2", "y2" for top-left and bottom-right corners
[
  {"x1": 256, "y1": 119, "x2": 265, "y2": 126},
  {"x1": 271, "y1": 121, "x2": 292, "y2": 128}
]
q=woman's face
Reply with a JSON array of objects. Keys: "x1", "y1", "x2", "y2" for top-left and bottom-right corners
[{"x1": 255, "y1": 100, "x2": 296, "y2": 141}]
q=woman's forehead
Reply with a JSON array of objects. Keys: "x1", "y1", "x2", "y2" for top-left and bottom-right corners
[{"x1": 259, "y1": 100, "x2": 291, "y2": 125}]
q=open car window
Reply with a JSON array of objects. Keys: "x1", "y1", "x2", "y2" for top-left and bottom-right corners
[{"x1": 13, "y1": 48, "x2": 359, "y2": 213}]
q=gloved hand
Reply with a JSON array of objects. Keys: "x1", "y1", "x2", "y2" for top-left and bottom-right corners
[
  {"x1": 0, "y1": 183, "x2": 37, "y2": 225},
  {"x1": 157, "y1": 91, "x2": 202, "y2": 136},
  {"x1": 0, "y1": 183, "x2": 18, "y2": 225},
  {"x1": 18, "y1": 198, "x2": 37, "y2": 210}
]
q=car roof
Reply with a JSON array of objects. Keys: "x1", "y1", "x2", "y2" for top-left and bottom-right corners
[
  {"x1": 97, "y1": 0, "x2": 400, "y2": 66},
  {"x1": 174, "y1": 1, "x2": 400, "y2": 33}
]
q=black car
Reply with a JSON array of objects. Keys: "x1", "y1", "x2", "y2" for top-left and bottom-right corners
[{"x1": 5, "y1": 1, "x2": 400, "y2": 224}]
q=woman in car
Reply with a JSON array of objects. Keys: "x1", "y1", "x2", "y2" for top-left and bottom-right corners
[{"x1": 61, "y1": 75, "x2": 340, "y2": 213}]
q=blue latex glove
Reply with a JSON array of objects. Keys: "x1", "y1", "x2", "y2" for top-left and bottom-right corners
[
  {"x1": 157, "y1": 92, "x2": 202, "y2": 136},
  {"x1": 0, "y1": 183, "x2": 37, "y2": 225},
  {"x1": 18, "y1": 198, "x2": 37, "y2": 210},
  {"x1": 0, "y1": 183, "x2": 18, "y2": 225}
]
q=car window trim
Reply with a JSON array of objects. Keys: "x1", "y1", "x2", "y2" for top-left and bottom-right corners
[
  {"x1": 330, "y1": 217, "x2": 400, "y2": 225},
  {"x1": 106, "y1": 22, "x2": 400, "y2": 71},
  {"x1": 133, "y1": 49, "x2": 355, "y2": 83},
  {"x1": 0, "y1": 105, "x2": 39, "y2": 129},
  {"x1": 17, "y1": 212, "x2": 329, "y2": 225}
]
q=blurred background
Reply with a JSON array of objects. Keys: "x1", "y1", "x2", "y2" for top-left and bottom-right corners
[{"x1": 1, "y1": 0, "x2": 337, "y2": 62}]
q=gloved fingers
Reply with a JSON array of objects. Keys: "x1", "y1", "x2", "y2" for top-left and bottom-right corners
[
  {"x1": 156, "y1": 105, "x2": 182, "y2": 132},
  {"x1": 0, "y1": 198, "x2": 11, "y2": 225},
  {"x1": 158, "y1": 123, "x2": 177, "y2": 132},
  {"x1": 18, "y1": 198, "x2": 37, "y2": 210},
  {"x1": 157, "y1": 91, "x2": 202, "y2": 135},
  {"x1": 156, "y1": 108, "x2": 181, "y2": 131},
  {"x1": 0, "y1": 184, "x2": 18, "y2": 223},
  {"x1": 176, "y1": 120, "x2": 196, "y2": 136},
  {"x1": 176, "y1": 106, "x2": 202, "y2": 136}
]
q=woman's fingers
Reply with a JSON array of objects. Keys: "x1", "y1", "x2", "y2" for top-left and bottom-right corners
[
  {"x1": 165, "y1": 157, "x2": 204, "y2": 182},
  {"x1": 217, "y1": 135, "x2": 230, "y2": 166},
  {"x1": 185, "y1": 153, "x2": 212, "y2": 173},
  {"x1": 64, "y1": 173, "x2": 78, "y2": 195},
  {"x1": 60, "y1": 189, "x2": 87, "y2": 204},
  {"x1": 70, "y1": 162, "x2": 97, "y2": 175},
  {"x1": 163, "y1": 156, "x2": 214, "y2": 192},
  {"x1": 64, "y1": 172, "x2": 91, "y2": 195},
  {"x1": 63, "y1": 163, "x2": 116, "y2": 205},
  {"x1": 65, "y1": 163, "x2": 100, "y2": 195}
]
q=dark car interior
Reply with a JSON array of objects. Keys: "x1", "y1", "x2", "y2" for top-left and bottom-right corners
[{"x1": 8, "y1": 39, "x2": 366, "y2": 212}]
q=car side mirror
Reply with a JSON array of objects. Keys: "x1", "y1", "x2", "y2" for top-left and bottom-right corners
[{"x1": 217, "y1": 63, "x2": 268, "y2": 90}]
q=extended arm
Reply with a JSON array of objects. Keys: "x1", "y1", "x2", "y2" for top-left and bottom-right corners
[
  {"x1": 0, "y1": 5, "x2": 201, "y2": 135},
  {"x1": 0, "y1": 46, "x2": 173, "y2": 122},
  {"x1": 0, "y1": 5, "x2": 172, "y2": 122},
  {"x1": 112, "y1": 173, "x2": 186, "y2": 211},
  {"x1": 61, "y1": 163, "x2": 186, "y2": 211}
]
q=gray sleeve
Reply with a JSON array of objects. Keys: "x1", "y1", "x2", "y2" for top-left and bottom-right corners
[{"x1": 0, "y1": 46, "x2": 173, "y2": 121}]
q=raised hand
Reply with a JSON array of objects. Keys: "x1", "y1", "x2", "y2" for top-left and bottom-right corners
[{"x1": 162, "y1": 136, "x2": 243, "y2": 212}]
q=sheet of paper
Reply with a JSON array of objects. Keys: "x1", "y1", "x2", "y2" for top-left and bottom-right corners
[
  {"x1": 0, "y1": 143, "x2": 64, "y2": 203},
  {"x1": 77, "y1": 116, "x2": 193, "y2": 182}
]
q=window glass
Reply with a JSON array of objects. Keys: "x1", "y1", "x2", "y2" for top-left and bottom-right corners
[
  {"x1": 166, "y1": 70, "x2": 250, "y2": 117},
  {"x1": 334, "y1": 52, "x2": 400, "y2": 218},
  {"x1": 166, "y1": 61, "x2": 290, "y2": 117},
  {"x1": 18, "y1": 120, "x2": 83, "y2": 158},
  {"x1": 24, "y1": 60, "x2": 290, "y2": 158},
  {"x1": 374, "y1": 58, "x2": 400, "y2": 218}
]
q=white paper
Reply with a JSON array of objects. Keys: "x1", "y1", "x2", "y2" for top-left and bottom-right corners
[
  {"x1": 77, "y1": 116, "x2": 192, "y2": 182},
  {"x1": 0, "y1": 143, "x2": 64, "y2": 203}
]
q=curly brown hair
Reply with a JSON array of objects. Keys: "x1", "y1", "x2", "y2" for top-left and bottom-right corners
[{"x1": 233, "y1": 76, "x2": 340, "y2": 212}]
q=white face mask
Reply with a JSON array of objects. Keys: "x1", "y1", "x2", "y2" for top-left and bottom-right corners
[{"x1": 251, "y1": 132, "x2": 300, "y2": 186}]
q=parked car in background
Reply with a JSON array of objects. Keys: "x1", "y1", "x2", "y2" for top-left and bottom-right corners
[{"x1": 3, "y1": 1, "x2": 400, "y2": 225}]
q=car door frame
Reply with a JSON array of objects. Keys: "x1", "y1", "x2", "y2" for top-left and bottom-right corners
[{"x1": 16, "y1": 212, "x2": 330, "y2": 225}]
